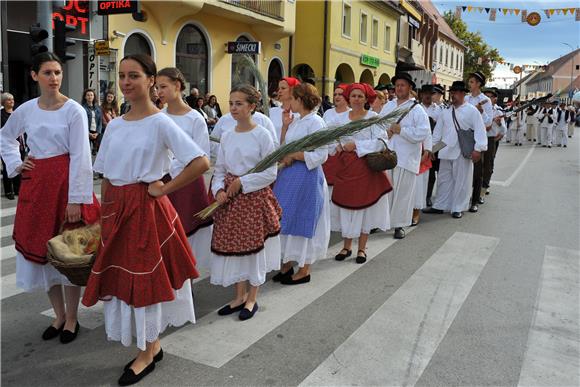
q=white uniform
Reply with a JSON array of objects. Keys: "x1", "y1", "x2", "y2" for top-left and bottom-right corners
[
  {"x1": 210, "y1": 125, "x2": 281, "y2": 287},
  {"x1": 93, "y1": 112, "x2": 205, "y2": 350},
  {"x1": 381, "y1": 98, "x2": 431, "y2": 228},
  {"x1": 525, "y1": 106, "x2": 539, "y2": 141},
  {"x1": 413, "y1": 103, "x2": 437, "y2": 210},
  {"x1": 432, "y1": 102, "x2": 487, "y2": 213},
  {"x1": 509, "y1": 110, "x2": 526, "y2": 145},
  {"x1": 568, "y1": 107, "x2": 576, "y2": 138},
  {"x1": 163, "y1": 109, "x2": 213, "y2": 269},
  {"x1": 279, "y1": 112, "x2": 331, "y2": 267},
  {"x1": 331, "y1": 110, "x2": 391, "y2": 237},
  {"x1": 555, "y1": 107, "x2": 570, "y2": 147},
  {"x1": 322, "y1": 107, "x2": 350, "y2": 126},
  {"x1": 537, "y1": 107, "x2": 557, "y2": 146},
  {"x1": 0, "y1": 98, "x2": 93, "y2": 292}
]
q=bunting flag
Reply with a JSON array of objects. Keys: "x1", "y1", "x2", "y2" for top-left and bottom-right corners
[
  {"x1": 514, "y1": 9, "x2": 520, "y2": 16},
  {"x1": 485, "y1": 7, "x2": 490, "y2": 14},
  {"x1": 508, "y1": 9, "x2": 514, "y2": 15},
  {"x1": 563, "y1": 8, "x2": 568, "y2": 15},
  {"x1": 577, "y1": 8, "x2": 580, "y2": 21},
  {"x1": 549, "y1": 9, "x2": 555, "y2": 15},
  {"x1": 478, "y1": 7, "x2": 483, "y2": 13},
  {"x1": 467, "y1": 5, "x2": 473, "y2": 12},
  {"x1": 502, "y1": 8, "x2": 508, "y2": 16},
  {"x1": 556, "y1": 9, "x2": 561, "y2": 15},
  {"x1": 545, "y1": 9, "x2": 551, "y2": 18},
  {"x1": 521, "y1": 9, "x2": 528, "y2": 22},
  {"x1": 462, "y1": 6, "x2": 467, "y2": 12},
  {"x1": 455, "y1": 5, "x2": 462, "y2": 18},
  {"x1": 490, "y1": 8, "x2": 497, "y2": 21},
  {"x1": 453, "y1": 5, "x2": 580, "y2": 23}
]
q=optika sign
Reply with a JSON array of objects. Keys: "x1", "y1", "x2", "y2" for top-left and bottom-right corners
[{"x1": 97, "y1": 0, "x2": 138, "y2": 15}]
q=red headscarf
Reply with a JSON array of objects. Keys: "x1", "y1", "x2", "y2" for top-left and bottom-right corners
[
  {"x1": 281, "y1": 77, "x2": 301, "y2": 88},
  {"x1": 344, "y1": 83, "x2": 377, "y2": 104},
  {"x1": 336, "y1": 83, "x2": 349, "y2": 92}
]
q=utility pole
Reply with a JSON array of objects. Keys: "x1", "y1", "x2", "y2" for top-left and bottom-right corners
[{"x1": 37, "y1": 0, "x2": 53, "y2": 52}]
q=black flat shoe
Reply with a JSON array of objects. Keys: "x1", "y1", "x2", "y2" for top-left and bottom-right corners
[
  {"x1": 218, "y1": 302, "x2": 246, "y2": 316},
  {"x1": 422, "y1": 207, "x2": 444, "y2": 214},
  {"x1": 451, "y1": 212, "x2": 463, "y2": 219},
  {"x1": 335, "y1": 249, "x2": 352, "y2": 261},
  {"x1": 239, "y1": 303, "x2": 258, "y2": 321},
  {"x1": 280, "y1": 275, "x2": 311, "y2": 285},
  {"x1": 6, "y1": 193, "x2": 15, "y2": 200},
  {"x1": 124, "y1": 349, "x2": 164, "y2": 371},
  {"x1": 426, "y1": 198, "x2": 432, "y2": 207},
  {"x1": 478, "y1": 197, "x2": 485, "y2": 204},
  {"x1": 42, "y1": 322, "x2": 65, "y2": 340},
  {"x1": 272, "y1": 267, "x2": 294, "y2": 282},
  {"x1": 118, "y1": 361, "x2": 155, "y2": 386},
  {"x1": 60, "y1": 322, "x2": 79, "y2": 344},
  {"x1": 355, "y1": 250, "x2": 367, "y2": 264},
  {"x1": 394, "y1": 228, "x2": 405, "y2": 239},
  {"x1": 469, "y1": 205, "x2": 478, "y2": 213}
]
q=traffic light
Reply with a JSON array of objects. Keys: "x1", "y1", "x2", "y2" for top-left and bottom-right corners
[
  {"x1": 30, "y1": 24, "x2": 49, "y2": 57},
  {"x1": 53, "y1": 18, "x2": 76, "y2": 62}
]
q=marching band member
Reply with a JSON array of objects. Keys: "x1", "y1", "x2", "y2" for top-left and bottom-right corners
[
  {"x1": 555, "y1": 101, "x2": 570, "y2": 148},
  {"x1": 424, "y1": 81, "x2": 487, "y2": 218},
  {"x1": 427, "y1": 83, "x2": 446, "y2": 207},
  {"x1": 82, "y1": 54, "x2": 210, "y2": 385},
  {"x1": 538, "y1": 101, "x2": 558, "y2": 148},
  {"x1": 272, "y1": 83, "x2": 330, "y2": 285},
  {"x1": 270, "y1": 77, "x2": 301, "y2": 141},
  {"x1": 482, "y1": 89, "x2": 506, "y2": 195},
  {"x1": 525, "y1": 104, "x2": 539, "y2": 142},
  {"x1": 0, "y1": 52, "x2": 100, "y2": 343},
  {"x1": 210, "y1": 85, "x2": 281, "y2": 321},
  {"x1": 381, "y1": 73, "x2": 430, "y2": 239},
  {"x1": 509, "y1": 101, "x2": 525, "y2": 146},
  {"x1": 332, "y1": 83, "x2": 391, "y2": 263},
  {"x1": 156, "y1": 67, "x2": 213, "y2": 269}
]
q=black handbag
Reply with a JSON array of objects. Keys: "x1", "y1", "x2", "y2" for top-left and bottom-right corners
[{"x1": 452, "y1": 108, "x2": 475, "y2": 159}]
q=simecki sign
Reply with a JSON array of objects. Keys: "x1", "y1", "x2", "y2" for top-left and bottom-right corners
[{"x1": 226, "y1": 41, "x2": 261, "y2": 55}]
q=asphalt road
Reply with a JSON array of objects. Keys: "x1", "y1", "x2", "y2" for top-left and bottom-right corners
[{"x1": 1, "y1": 132, "x2": 578, "y2": 387}]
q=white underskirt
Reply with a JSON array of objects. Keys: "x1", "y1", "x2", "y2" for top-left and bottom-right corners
[
  {"x1": 281, "y1": 182, "x2": 331, "y2": 267},
  {"x1": 414, "y1": 172, "x2": 429, "y2": 210},
  {"x1": 330, "y1": 193, "x2": 390, "y2": 239},
  {"x1": 15, "y1": 252, "x2": 73, "y2": 292},
  {"x1": 188, "y1": 225, "x2": 213, "y2": 270},
  {"x1": 102, "y1": 279, "x2": 195, "y2": 351},
  {"x1": 210, "y1": 236, "x2": 281, "y2": 287}
]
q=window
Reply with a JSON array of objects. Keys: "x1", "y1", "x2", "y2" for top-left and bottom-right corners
[
  {"x1": 125, "y1": 33, "x2": 152, "y2": 57},
  {"x1": 371, "y1": 17, "x2": 379, "y2": 48},
  {"x1": 439, "y1": 44, "x2": 443, "y2": 63},
  {"x1": 360, "y1": 11, "x2": 368, "y2": 44},
  {"x1": 384, "y1": 24, "x2": 391, "y2": 52},
  {"x1": 342, "y1": 1, "x2": 351, "y2": 38},
  {"x1": 231, "y1": 36, "x2": 256, "y2": 88},
  {"x1": 445, "y1": 46, "x2": 449, "y2": 66},
  {"x1": 451, "y1": 51, "x2": 454, "y2": 69},
  {"x1": 176, "y1": 24, "x2": 208, "y2": 94}
]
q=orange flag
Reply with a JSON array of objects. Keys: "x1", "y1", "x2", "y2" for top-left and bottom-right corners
[
  {"x1": 468, "y1": 5, "x2": 473, "y2": 12},
  {"x1": 549, "y1": 9, "x2": 555, "y2": 16},
  {"x1": 514, "y1": 9, "x2": 520, "y2": 16}
]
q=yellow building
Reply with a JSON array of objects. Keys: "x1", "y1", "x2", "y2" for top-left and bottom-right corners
[
  {"x1": 293, "y1": 0, "x2": 403, "y2": 97},
  {"x1": 103, "y1": 0, "x2": 296, "y2": 107}
]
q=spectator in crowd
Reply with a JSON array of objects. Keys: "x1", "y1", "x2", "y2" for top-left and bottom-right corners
[
  {"x1": 80, "y1": 88, "x2": 102, "y2": 155},
  {"x1": 120, "y1": 98, "x2": 131, "y2": 114},
  {"x1": 150, "y1": 85, "x2": 164, "y2": 109},
  {"x1": 321, "y1": 95, "x2": 333, "y2": 113},
  {"x1": 194, "y1": 97, "x2": 210, "y2": 126},
  {"x1": 185, "y1": 87, "x2": 199, "y2": 108},
  {"x1": 203, "y1": 94, "x2": 222, "y2": 132},
  {"x1": 1, "y1": 92, "x2": 25, "y2": 200},
  {"x1": 101, "y1": 90, "x2": 119, "y2": 129},
  {"x1": 371, "y1": 90, "x2": 387, "y2": 113}
]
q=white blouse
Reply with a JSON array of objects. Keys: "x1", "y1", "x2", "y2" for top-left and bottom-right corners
[
  {"x1": 94, "y1": 113, "x2": 204, "y2": 186},
  {"x1": 163, "y1": 109, "x2": 210, "y2": 178},
  {"x1": 322, "y1": 108, "x2": 350, "y2": 126},
  {"x1": 466, "y1": 93, "x2": 493, "y2": 128},
  {"x1": 332, "y1": 110, "x2": 387, "y2": 158},
  {"x1": 270, "y1": 106, "x2": 300, "y2": 143},
  {"x1": 0, "y1": 98, "x2": 93, "y2": 204},
  {"x1": 211, "y1": 125, "x2": 277, "y2": 195},
  {"x1": 284, "y1": 112, "x2": 328, "y2": 170}
]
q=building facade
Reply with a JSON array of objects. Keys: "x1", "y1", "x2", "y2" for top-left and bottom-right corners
[{"x1": 526, "y1": 49, "x2": 580, "y2": 102}]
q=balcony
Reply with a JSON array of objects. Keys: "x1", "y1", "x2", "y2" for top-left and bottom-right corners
[{"x1": 220, "y1": 0, "x2": 284, "y2": 21}]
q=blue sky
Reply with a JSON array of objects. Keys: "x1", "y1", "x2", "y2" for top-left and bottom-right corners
[{"x1": 432, "y1": 1, "x2": 580, "y2": 86}]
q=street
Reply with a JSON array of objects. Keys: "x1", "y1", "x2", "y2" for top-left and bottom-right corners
[{"x1": 1, "y1": 135, "x2": 579, "y2": 386}]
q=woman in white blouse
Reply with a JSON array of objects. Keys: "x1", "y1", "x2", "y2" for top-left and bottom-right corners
[
  {"x1": 269, "y1": 77, "x2": 301, "y2": 141},
  {"x1": 82, "y1": 54, "x2": 210, "y2": 386}
]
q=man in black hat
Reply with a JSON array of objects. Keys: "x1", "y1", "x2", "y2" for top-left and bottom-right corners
[
  {"x1": 381, "y1": 72, "x2": 431, "y2": 238},
  {"x1": 418, "y1": 84, "x2": 442, "y2": 210},
  {"x1": 538, "y1": 101, "x2": 558, "y2": 148},
  {"x1": 482, "y1": 88, "x2": 506, "y2": 195},
  {"x1": 432, "y1": 84, "x2": 445, "y2": 105},
  {"x1": 423, "y1": 81, "x2": 487, "y2": 219}
]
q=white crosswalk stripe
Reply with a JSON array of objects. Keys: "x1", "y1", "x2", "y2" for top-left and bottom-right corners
[
  {"x1": 517, "y1": 246, "x2": 580, "y2": 387},
  {"x1": 301, "y1": 232, "x2": 499, "y2": 386}
]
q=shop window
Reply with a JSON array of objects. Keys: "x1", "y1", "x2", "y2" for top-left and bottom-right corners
[
  {"x1": 176, "y1": 24, "x2": 209, "y2": 95},
  {"x1": 231, "y1": 36, "x2": 256, "y2": 88}
]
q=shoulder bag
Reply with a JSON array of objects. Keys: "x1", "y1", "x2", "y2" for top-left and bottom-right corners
[{"x1": 451, "y1": 107, "x2": 475, "y2": 159}]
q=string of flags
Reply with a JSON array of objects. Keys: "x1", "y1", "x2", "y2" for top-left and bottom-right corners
[{"x1": 454, "y1": 6, "x2": 580, "y2": 26}]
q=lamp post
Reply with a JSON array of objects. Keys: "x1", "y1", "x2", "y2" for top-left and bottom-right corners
[{"x1": 561, "y1": 42, "x2": 576, "y2": 102}]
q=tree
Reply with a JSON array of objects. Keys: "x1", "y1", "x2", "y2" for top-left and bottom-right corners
[{"x1": 443, "y1": 11, "x2": 503, "y2": 82}]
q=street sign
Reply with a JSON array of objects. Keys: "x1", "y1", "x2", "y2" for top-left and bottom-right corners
[
  {"x1": 360, "y1": 54, "x2": 380, "y2": 68},
  {"x1": 97, "y1": 0, "x2": 138, "y2": 15},
  {"x1": 95, "y1": 40, "x2": 110, "y2": 56},
  {"x1": 226, "y1": 41, "x2": 261, "y2": 55}
]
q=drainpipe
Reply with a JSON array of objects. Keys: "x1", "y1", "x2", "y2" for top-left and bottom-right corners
[
  {"x1": 322, "y1": 0, "x2": 328, "y2": 94},
  {"x1": 289, "y1": 35, "x2": 293, "y2": 76}
]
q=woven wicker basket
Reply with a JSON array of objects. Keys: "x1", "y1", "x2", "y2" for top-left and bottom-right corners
[
  {"x1": 46, "y1": 234, "x2": 96, "y2": 287},
  {"x1": 365, "y1": 138, "x2": 398, "y2": 171}
]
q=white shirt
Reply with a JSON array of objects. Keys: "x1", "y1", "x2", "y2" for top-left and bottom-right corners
[
  {"x1": 94, "y1": 113, "x2": 204, "y2": 186},
  {"x1": 322, "y1": 107, "x2": 350, "y2": 126},
  {"x1": 331, "y1": 110, "x2": 388, "y2": 158},
  {"x1": 211, "y1": 125, "x2": 277, "y2": 195},
  {"x1": 270, "y1": 106, "x2": 300, "y2": 143},
  {"x1": 536, "y1": 107, "x2": 558, "y2": 127},
  {"x1": 466, "y1": 92, "x2": 493, "y2": 128},
  {"x1": 0, "y1": 98, "x2": 93, "y2": 204},
  {"x1": 489, "y1": 104, "x2": 507, "y2": 137},
  {"x1": 284, "y1": 112, "x2": 328, "y2": 170},
  {"x1": 421, "y1": 103, "x2": 442, "y2": 123},
  {"x1": 163, "y1": 109, "x2": 210, "y2": 178},
  {"x1": 433, "y1": 102, "x2": 488, "y2": 160},
  {"x1": 380, "y1": 98, "x2": 431, "y2": 174}
]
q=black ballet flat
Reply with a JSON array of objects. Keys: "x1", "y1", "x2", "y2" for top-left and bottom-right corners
[
  {"x1": 394, "y1": 228, "x2": 406, "y2": 239},
  {"x1": 118, "y1": 361, "x2": 155, "y2": 386},
  {"x1": 280, "y1": 275, "x2": 311, "y2": 285},
  {"x1": 60, "y1": 322, "x2": 79, "y2": 344},
  {"x1": 355, "y1": 250, "x2": 367, "y2": 264},
  {"x1": 335, "y1": 249, "x2": 352, "y2": 261},
  {"x1": 239, "y1": 303, "x2": 259, "y2": 321},
  {"x1": 272, "y1": 267, "x2": 294, "y2": 282},
  {"x1": 218, "y1": 302, "x2": 246, "y2": 316},
  {"x1": 124, "y1": 349, "x2": 164, "y2": 371},
  {"x1": 42, "y1": 322, "x2": 65, "y2": 340}
]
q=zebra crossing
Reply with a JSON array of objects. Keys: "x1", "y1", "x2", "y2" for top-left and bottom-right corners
[{"x1": 1, "y1": 196, "x2": 578, "y2": 386}]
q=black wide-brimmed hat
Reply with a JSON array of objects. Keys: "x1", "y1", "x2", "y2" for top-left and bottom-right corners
[
  {"x1": 483, "y1": 87, "x2": 498, "y2": 97},
  {"x1": 374, "y1": 84, "x2": 388, "y2": 91},
  {"x1": 420, "y1": 84, "x2": 435, "y2": 94},
  {"x1": 432, "y1": 84, "x2": 445, "y2": 94},
  {"x1": 391, "y1": 72, "x2": 416, "y2": 89},
  {"x1": 385, "y1": 82, "x2": 395, "y2": 90},
  {"x1": 469, "y1": 71, "x2": 486, "y2": 86},
  {"x1": 449, "y1": 80, "x2": 469, "y2": 92}
]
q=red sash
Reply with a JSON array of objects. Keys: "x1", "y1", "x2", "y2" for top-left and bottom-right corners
[
  {"x1": 322, "y1": 154, "x2": 340, "y2": 186},
  {"x1": 13, "y1": 154, "x2": 100, "y2": 265},
  {"x1": 331, "y1": 152, "x2": 392, "y2": 210},
  {"x1": 211, "y1": 174, "x2": 281, "y2": 256},
  {"x1": 82, "y1": 183, "x2": 199, "y2": 308},
  {"x1": 163, "y1": 175, "x2": 213, "y2": 236}
]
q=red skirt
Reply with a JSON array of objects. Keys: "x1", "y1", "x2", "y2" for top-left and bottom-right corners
[
  {"x1": 211, "y1": 174, "x2": 281, "y2": 256},
  {"x1": 322, "y1": 154, "x2": 340, "y2": 186},
  {"x1": 163, "y1": 175, "x2": 213, "y2": 236},
  {"x1": 82, "y1": 183, "x2": 199, "y2": 308},
  {"x1": 332, "y1": 152, "x2": 392, "y2": 210},
  {"x1": 13, "y1": 154, "x2": 100, "y2": 265}
]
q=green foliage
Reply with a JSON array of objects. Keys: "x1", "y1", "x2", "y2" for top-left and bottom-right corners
[{"x1": 443, "y1": 11, "x2": 503, "y2": 81}]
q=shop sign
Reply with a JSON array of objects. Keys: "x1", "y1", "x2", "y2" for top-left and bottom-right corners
[
  {"x1": 97, "y1": 0, "x2": 139, "y2": 15},
  {"x1": 360, "y1": 54, "x2": 380, "y2": 68},
  {"x1": 52, "y1": 0, "x2": 90, "y2": 37},
  {"x1": 88, "y1": 45, "x2": 100, "y2": 96},
  {"x1": 226, "y1": 41, "x2": 261, "y2": 55},
  {"x1": 95, "y1": 40, "x2": 110, "y2": 56}
]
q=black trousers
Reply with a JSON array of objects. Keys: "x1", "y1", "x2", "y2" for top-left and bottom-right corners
[
  {"x1": 471, "y1": 155, "x2": 484, "y2": 206},
  {"x1": 482, "y1": 137, "x2": 497, "y2": 189},
  {"x1": 1, "y1": 157, "x2": 21, "y2": 196},
  {"x1": 426, "y1": 156, "x2": 440, "y2": 200}
]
